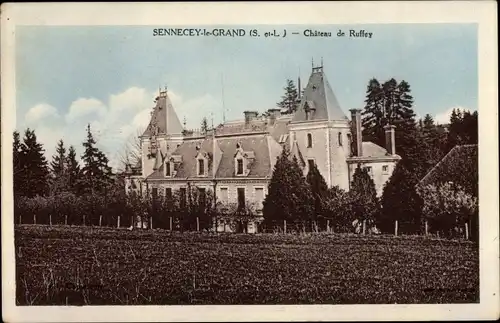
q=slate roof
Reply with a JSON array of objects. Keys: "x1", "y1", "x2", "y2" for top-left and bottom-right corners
[
  {"x1": 292, "y1": 67, "x2": 348, "y2": 123},
  {"x1": 142, "y1": 91, "x2": 184, "y2": 137},
  {"x1": 146, "y1": 134, "x2": 275, "y2": 180},
  {"x1": 361, "y1": 142, "x2": 391, "y2": 158},
  {"x1": 418, "y1": 144, "x2": 478, "y2": 196}
]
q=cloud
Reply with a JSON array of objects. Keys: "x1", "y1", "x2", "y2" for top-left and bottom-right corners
[
  {"x1": 65, "y1": 98, "x2": 107, "y2": 123},
  {"x1": 25, "y1": 103, "x2": 60, "y2": 125},
  {"x1": 23, "y1": 87, "x2": 221, "y2": 171},
  {"x1": 434, "y1": 106, "x2": 471, "y2": 125}
]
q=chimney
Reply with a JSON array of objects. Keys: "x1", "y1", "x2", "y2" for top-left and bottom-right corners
[
  {"x1": 267, "y1": 108, "x2": 281, "y2": 125},
  {"x1": 349, "y1": 109, "x2": 363, "y2": 157},
  {"x1": 244, "y1": 111, "x2": 258, "y2": 126},
  {"x1": 384, "y1": 124, "x2": 396, "y2": 155}
]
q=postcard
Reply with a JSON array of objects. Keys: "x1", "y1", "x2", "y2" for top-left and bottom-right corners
[{"x1": 1, "y1": 2, "x2": 498, "y2": 322}]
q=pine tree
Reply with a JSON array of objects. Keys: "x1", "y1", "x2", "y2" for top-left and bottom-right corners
[
  {"x1": 49, "y1": 139, "x2": 68, "y2": 194},
  {"x1": 379, "y1": 160, "x2": 423, "y2": 233},
  {"x1": 361, "y1": 78, "x2": 385, "y2": 147},
  {"x1": 263, "y1": 147, "x2": 314, "y2": 226},
  {"x1": 20, "y1": 128, "x2": 49, "y2": 197},
  {"x1": 80, "y1": 124, "x2": 113, "y2": 195},
  {"x1": 277, "y1": 79, "x2": 300, "y2": 114},
  {"x1": 13, "y1": 131, "x2": 26, "y2": 197},
  {"x1": 306, "y1": 162, "x2": 328, "y2": 219},
  {"x1": 200, "y1": 117, "x2": 209, "y2": 133},
  {"x1": 420, "y1": 114, "x2": 446, "y2": 172},
  {"x1": 349, "y1": 165, "x2": 380, "y2": 223},
  {"x1": 66, "y1": 145, "x2": 81, "y2": 194}
]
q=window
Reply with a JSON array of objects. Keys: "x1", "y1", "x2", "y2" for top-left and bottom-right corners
[
  {"x1": 220, "y1": 188, "x2": 228, "y2": 203},
  {"x1": 307, "y1": 133, "x2": 313, "y2": 148},
  {"x1": 382, "y1": 165, "x2": 389, "y2": 174},
  {"x1": 365, "y1": 166, "x2": 373, "y2": 176},
  {"x1": 180, "y1": 188, "x2": 187, "y2": 208},
  {"x1": 237, "y1": 188, "x2": 246, "y2": 210},
  {"x1": 152, "y1": 187, "x2": 158, "y2": 202},
  {"x1": 308, "y1": 159, "x2": 315, "y2": 170},
  {"x1": 165, "y1": 162, "x2": 171, "y2": 176},
  {"x1": 237, "y1": 159, "x2": 244, "y2": 175},
  {"x1": 198, "y1": 188, "x2": 206, "y2": 207},
  {"x1": 255, "y1": 188, "x2": 264, "y2": 209},
  {"x1": 165, "y1": 188, "x2": 172, "y2": 200},
  {"x1": 338, "y1": 132, "x2": 343, "y2": 146},
  {"x1": 198, "y1": 159, "x2": 205, "y2": 176}
]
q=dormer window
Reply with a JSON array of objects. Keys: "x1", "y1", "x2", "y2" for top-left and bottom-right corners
[
  {"x1": 307, "y1": 133, "x2": 313, "y2": 148},
  {"x1": 237, "y1": 159, "x2": 244, "y2": 175},
  {"x1": 198, "y1": 159, "x2": 205, "y2": 176},
  {"x1": 165, "y1": 161, "x2": 171, "y2": 176},
  {"x1": 234, "y1": 143, "x2": 255, "y2": 177}
]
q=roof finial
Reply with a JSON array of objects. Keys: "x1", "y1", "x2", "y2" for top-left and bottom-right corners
[
  {"x1": 311, "y1": 57, "x2": 314, "y2": 70},
  {"x1": 183, "y1": 116, "x2": 187, "y2": 129},
  {"x1": 321, "y1": 56, "x2": 323, "y2": 67},
  {"x1": 164, "y1": 84, "x2": 168, "y2": 92}
]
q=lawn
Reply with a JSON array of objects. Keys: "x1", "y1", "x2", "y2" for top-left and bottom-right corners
[{"x1": 14, "y1": 225, "x2": 479, "y2": 305}]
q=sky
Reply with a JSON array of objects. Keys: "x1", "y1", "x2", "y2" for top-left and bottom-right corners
[{"x1": 15, "y1": 24, "x2": 477, "y2": 170}]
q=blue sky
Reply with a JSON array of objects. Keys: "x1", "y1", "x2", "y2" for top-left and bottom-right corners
[{"x1": 16, "y1": 24, "x2": 477, "y2": 169}]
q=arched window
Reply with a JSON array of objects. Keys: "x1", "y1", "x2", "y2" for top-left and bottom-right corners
[
  {"x1": 307, "y1": 133, "x2": 313, "y2": 148},
  {"x1": 338, "y1": 132, "x2": 343, "y2": 146}
]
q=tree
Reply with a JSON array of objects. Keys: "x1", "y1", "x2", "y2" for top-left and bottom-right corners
[
  {"x1": 117, "y1": 128, "x2": 143, "y2": 172},
  {"x1": 277, "y1": 79, "x2": 300, "y2": 114},
  {"x1": 306, "y1": 162, "x2": 328, "y2": 219},
  {"x1": 66, "y1": 145, "x2": 81, "y2": 194},
  {"x1": 200, "y1": 117, "x2": 209, "y2": 134},
  {"x1": 420, "y1": 114, "x2": 447, "y2": 172},
  {"x1": 321, "y1": 186, "x2": 355, "y2": 232},
  {"x1": 361, "y1": 78, "x2": 385, "y2": 147},
  {"x1": 263, "y1": 147, "x2": 314, "y2": 226},
  {"x1": 80, "y1": 124, "x2": 113, "y2": 195},
  {"x1": 380, "y1": 160, "x2": 423, "y2": 234},
  {"x1": 20, "y1": 129, "x2": 49, "y2": 197},
  {"x1": 418, "y1": 182, "x2": 478, "y2": 238},
  {"x1": 13, "y1": 131, "x2": 26, "y2": 198},
  {"x1": 349, "y1": 165, "x2": 380, "y2": 223},
  {"x1": 49, "y1": 139, "x2": 68, "y2": 194}
]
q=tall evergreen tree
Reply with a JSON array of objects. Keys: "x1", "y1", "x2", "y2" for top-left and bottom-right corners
[
  {"x1": 306, "y1": 163, "x2": 329, "y2": 219},
  {"x1": 277, "y1": 79, "x2": 300, "y2": 114},
  {"x1": 66, "y1": 145, "x2": 81, "y2": 194},
  {"x1": 349, "y1": 165, "x2": 380, "y2": 222},
  {"x1": 20, "y1": 129, "x2": 49, "y2": 197},
  {"x1": 379, "y1": 159, "x2": 423, "y2": 233},
  {"x1": 263, "y1": 147, "x2": 314, "y2": 225},
  {"x1": 420, "y1": 114, "x2": 446, "y2": 172},
  {"x1": 49, "y1": 139, "x2": 68, "y2": 194},
  {"x1": 361, "y1": 78, "x2": 385, "y2": 147},
  {"x1": 13, "y1": 131, "x2": 26, "y2": 197},
  {"x1": 200, "y1": 117, "x2": 209, "y2": 133},
  {"x1": 80, "y1": 124, "x2": 113, "y2": 195}
]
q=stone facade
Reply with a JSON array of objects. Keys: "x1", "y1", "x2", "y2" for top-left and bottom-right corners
[{"x1": 124, "y1": 64, "x2": 401, "y2": 232}]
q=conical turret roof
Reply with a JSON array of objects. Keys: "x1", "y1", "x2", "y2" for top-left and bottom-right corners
[
  {"x1": 292, "y1": 66, "x2": 348, "y2": 122},
  {"x1": 142, "y1": 90, "x2": 184, "y2": 137}
]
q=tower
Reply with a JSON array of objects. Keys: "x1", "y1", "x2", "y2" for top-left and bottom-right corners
[
  {"x1": 289, "y1": 62, "x2": 351, "y2": 190},
  {"x1": 140, "y1": 87, "x2": 184, "y2": 178}
]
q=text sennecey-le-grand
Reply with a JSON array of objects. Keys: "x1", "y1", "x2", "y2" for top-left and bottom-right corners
[{"x1": 152, "y1": 28, "x2": 373, "y2": 38}]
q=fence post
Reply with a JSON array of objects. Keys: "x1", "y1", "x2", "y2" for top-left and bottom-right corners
[
  {"x1": 150, "y1": 217, "x2": 153, "y2": 230},
  {"x1": 19, "y1": 214, "x2": 22, "y2": 225},
  {"x1": 362, "y1": 219, "x2": 366, "y2": 235},
  {"x1": 117, "y1": 215, "x2": 121, "y2": 228},
  {"x1": 83, "y1": 214, "x2": 86, "y2": 226},
  {"x1": 170, "y1": 217, "x2": 173, "y2": 231},
  {"x1": 99, "y1": 215, "x2": 102, "y2": 227},
  {"x1": 425, "y1": 220, "x2": 428, "y2": 236},
  {"x1": 394, "y1": 220, "x2": 398, "y2": 236},
  {"x1": 465, "y1": 222, "x2": 469, "y2": 240},
  {"x1": 196, "y1": 217, "x2": 199, "y2": 232},
  {"x1": 327, "y1": 220, "x2": 330, "y2": 233},
  {"x1": 65, "y1": 214, "x2": 68, "y2": 226},
  {"x1": 284, "y1": 220, "x2": 287, "y2": 234},
  {"x1": 49, "y1": 214, "x2": 52, "y2": 226},
  {"x1": 33, "y1": 214, "x2": 36, "y2": 225}
]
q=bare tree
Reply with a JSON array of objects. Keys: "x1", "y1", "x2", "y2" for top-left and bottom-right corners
[{"x1": 117, "y1": 128, "x2": 144, "y2": 173}]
